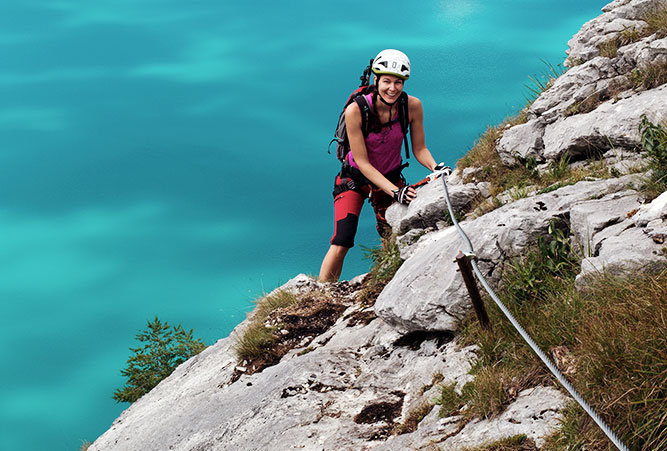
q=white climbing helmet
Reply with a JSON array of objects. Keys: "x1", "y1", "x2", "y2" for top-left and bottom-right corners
[{"x1": 372, "y1": 49, "x2": 411, "y2": 80}]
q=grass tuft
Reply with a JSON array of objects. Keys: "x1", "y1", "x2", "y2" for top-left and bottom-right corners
[
  {"x1": 619, "y1": 26, "x2": 642, "y2": 46},
  {"x1": 453, "y1": 220, "x2": 667, "y2": 449},
  {"x1": 362, "y1": 236, "x2": 403, "y2": 282},
  {"x1": 631, "y1": 61, "x2": 667, "y2": 90},
  {"x1": 545, "y1": 270, "x2": 667, "y2": 450},
  {"x1": 598, "y1": 39, "x2": 618, "y2": 58},
  {"x1": 524, "y1": 60, "x2": 566, "y2": 105},
  {"x1": 436, "y1": 382, "x2": 465, "y2": 418},
  {"x1": 393, "y1": 402, "x2": 434, "y2": 435},
  {"x1": 644, "y1": 2, "x2": 667, "y2": 37},
  {"x1": 457, "y1": 121, "x2": 538, "y2": 196},
  {"x1": 357, "y1": 236, "x2": 403, "y2": 305},
  {"x1": 234, "y1": 287, "x2": 346, "y2": 377},
  {"x1": 461, "y1": 434, "x2": 538, "y2": 451},
  {"x1": 234, "y1": 290, "x2": 301, "y2": 363},
  {"x1": 460, "y1": 366, "x2": 512, "y2": 419}
]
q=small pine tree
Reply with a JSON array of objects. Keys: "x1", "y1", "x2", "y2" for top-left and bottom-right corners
[{"x1": 113, "y1": 316, "x2": 207, "y2": 403}]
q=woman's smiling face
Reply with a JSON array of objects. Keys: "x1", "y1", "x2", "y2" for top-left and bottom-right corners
[{"x1": 376, "y1": 74, "x2": 404, "y2": 103}]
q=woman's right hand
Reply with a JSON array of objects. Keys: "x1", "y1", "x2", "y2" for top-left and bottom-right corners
[{"x1": 393, "y1": 186, "x2": 416, "y2": 205}]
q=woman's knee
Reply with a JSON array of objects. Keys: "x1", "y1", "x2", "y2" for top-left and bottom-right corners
[{"x1": 329, "y1": 244, "x2": 349, "y2": 259}]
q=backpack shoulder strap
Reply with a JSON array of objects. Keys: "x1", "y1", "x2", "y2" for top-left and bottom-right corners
[
  {"x1": 353, "y1": 94, "x2": 372, "y2": 137},
  {"x1": 398, "y1": 92, "x2": 411, "y2": 159}
]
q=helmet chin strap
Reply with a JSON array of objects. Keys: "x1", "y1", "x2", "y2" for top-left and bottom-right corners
[
  {"x1": 378, "y1": 92, "x2": 398, "y2": 106},
  {"x1": 378, "y1": 92, "x2": 396, "y2": 129}
]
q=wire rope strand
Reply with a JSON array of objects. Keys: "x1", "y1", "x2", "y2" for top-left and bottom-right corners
[{"x1": 439, "y1": 175, "x2": 629, "y2": 451}]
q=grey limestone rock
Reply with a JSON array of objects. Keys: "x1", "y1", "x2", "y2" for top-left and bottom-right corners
[
  {"x1": 632, "y1": 190, "x2": 667, "y2": 226},
  {"x1": 439, "y1": 386, "x2": 568, "y2": 450},
  {"x1": 445, "y1": 167, "x2": 465, "y2": 185},
  {"x1": 577, "y1": 226, "x2": 667, "y2": 285},
  {"x1": 395, "y1": 227, "x2": 435, "y2": 260},
  {"x1": 530, "y1": 57, "x2": 619, "y2": 120},
  {"x1": 491, "y1": 0, "x2": 666, "y2": 174},
  {"x1": 565, "y1": 0, "x2": 659, "y2": 66},
  {"x1": 375, "y1": 386, "x2": 567, "y2": 451},
  {"x1": 542, "y1": 84, "x2": 667, "y2": 162},
  {"x1": 386, "y1": 177, "x2": 485, "y2": 235},
  {"x1": 90, "y1": 272, "x2": 568, "y2": 451},
  {"x1": 603, "y1": 148, "x2": 646, "y2": 174},
  {"x1": 497, "y1": 119, "x2": 546, "y2": 166},
  {"x1": 617, "y1": 35, "x2": 667, "y2": 72},
  {"x1": 570, "y1": 190, "x2": 643, "y2": 255},
  {"x1": 645, "y1": 218, "x2": 667, "y2": 243},
  {"x1": 375, "y1": 175, "x2": 642, "y2": 333},
  {"x1": 574, "y1": 190, "x2": 667, "y2": 285},
  {"x1": 89, "y1": 275, "x2": 482, "y2": 451},
  {"x1": 588, "y1": 218, "x2": 637, "y2": 259}
]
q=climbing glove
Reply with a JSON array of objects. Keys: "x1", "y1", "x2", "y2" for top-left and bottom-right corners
[
  {"x1": 393, "y1": 186, "x2": 412, "y2": 205},
  {"x1": 432, "y1": 162, "x2": 453, "y2": 178}
]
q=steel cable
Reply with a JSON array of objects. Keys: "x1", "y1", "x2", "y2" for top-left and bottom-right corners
[{"x1": 440, "y1": 175, "x2": 629, "y2": 451}]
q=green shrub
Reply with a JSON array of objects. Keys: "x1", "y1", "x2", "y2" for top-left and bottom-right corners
[
  {"x1": 640, "y1": 115, "x2": 667, "y2": 195},
  {"x1": 544, "y1": 156, "x2": 571, "y2": 182},
  {"x1": 502, "y1": 221, "x2": 578, "y2": 308},
  {"x1": 436, "y1": 382, "x2": 464, "y2": 418},
  {"x1": 114, "y1": 317, "x2": 206, "y2": 403}
]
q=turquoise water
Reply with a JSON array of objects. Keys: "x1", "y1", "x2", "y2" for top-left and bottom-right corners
[{"x1": 0, "y1": 1, "x2": 608, "y2": 449}]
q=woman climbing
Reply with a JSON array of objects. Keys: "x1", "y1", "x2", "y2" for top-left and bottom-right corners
[{"x1": 319, "y1": 49, "x2": 446, "y2": 282}]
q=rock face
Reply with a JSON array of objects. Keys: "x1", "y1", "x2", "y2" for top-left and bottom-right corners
[
  {"x1": 90, "y1": 274, "x2": 569, "y2": 451},
  {"x1": 573, "y1": 191, "x2": 667, "y2": 285},
  {"x1": 376, "y1": 175, "x2": 643, "y2": 332},
  {"x1": 385, "y1": 175, "x2": 489, "y2": 235},
  {"x1": 90, "y1": 1, "x2": 666, "y2": 449},
  {"x1": 497, "y1": 0, "x2": 667, "y2": 167},
  {"x1": 89, "y1": 276, "x2": 475, "y2": 451},
  {"x1": 565, "y1": 0, "x2": 660, "y2": 66},
  {"x1": 541, "y1": 84, "x2": 667, "y2": 161}
]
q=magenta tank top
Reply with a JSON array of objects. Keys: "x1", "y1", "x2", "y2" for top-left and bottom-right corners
[{"x1": 347, "y1": 94, "x2": 404, "y2": 175}]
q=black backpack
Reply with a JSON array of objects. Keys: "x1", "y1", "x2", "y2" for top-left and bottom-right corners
[{"x1": 329, "y1": 60, "x2": 411, "y2": 163}]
